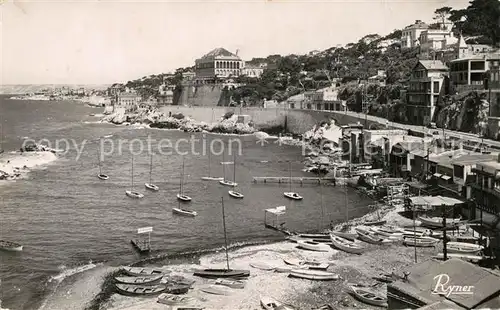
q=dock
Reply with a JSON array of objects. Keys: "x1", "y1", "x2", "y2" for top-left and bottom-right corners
[
  {"x1": 252, "y1": 177, "x2": 336, "y2": 184},
  {"x1": 130, "y1": 238, "x2": 150, "y2": 253}
]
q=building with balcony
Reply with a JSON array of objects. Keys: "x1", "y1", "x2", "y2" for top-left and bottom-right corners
[
  {"x1": 113, "y1": 90, "x2": 141, "y2": 112},
  {"x1": 157, "y1": 84, "x2": 174, "y2": 106},
  {"x1": 406, "y1": 60, "x2": 449, "y2": 125},
  {"x1": 418, "y1": 27, "x2": 458, "y2": 57},
  {"x1": 242, "y1": 63, "x2": 267, "y2": 78},
  {"x1": 449, "y1": 53, "x2": 500, "y2": 92},
  {"x1": 401, "y1": 20, "x2": 428, "y2": 48},
  {"x1": 194, "y1": 48, "x2": 243, "y2": 83}
]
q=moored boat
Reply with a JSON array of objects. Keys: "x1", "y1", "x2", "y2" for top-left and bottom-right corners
[
  {"x1": 447, "y1": 242, "x2": 484, "y2": 254},
  {"x1": 349, "y1": 285, "x2": 387, "y2": 307},
  {"x1": 330, "y1": 234, "x2": 364, "y2": 254},
  {"x1": 172, "y1": 207, "x2": 197, "y2": 217},
  {"x1": 284, "y1": 192, "x2": 303, "y2": 200},
  {"x1": 145, "y1": 183, "x2": 159, "y2": 191},
  {"x1": 121, "y1": 266, "x2": 166, "y2": 277},
  {"x1": 144, "y1": 154, "x2": 159, "y2": 191},
  {"x1": 115, "y1": 283, "x2": 165, "y2": 296},
  {"x1": 97, "y1": 174, "x2": 109, "y2": 180},
  {"x1": 114, "y1": 275, "x2": 163, "y2": 284},
  {"x1": 219, "y1": 179, "x2": 237, "y2": 187},
  {"x1": 201, "y1": 176, "x2": 224, "y2": 181},
  {"x1": 296, "y1": 240, "x2": 331, "y2": 252},
  {"x1": 215, "y1": 278, "x2": 246, "y2": 289},
  {"x1": 177, "y1": 157, "x2": 192, "y2": 201},
  {"x1": 228, "y1": 190, "x2": 244, "y2": 199},
  {"x1": 176, "y1": 193, "x2": 192, "y2": 202},
  {"x1": 289, "y1": 269, "x2": 339, "y2": 281},
  {"x1": 126, "y1": 190, "x2": 144, "y2": 199},
  {"x1": 0, "y1": 240, "x2": 23, "y2": 251}
]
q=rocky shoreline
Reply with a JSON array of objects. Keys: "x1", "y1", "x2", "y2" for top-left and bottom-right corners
[{"x1": 0, "y1": 144, "x2": 59, "y2": 181}]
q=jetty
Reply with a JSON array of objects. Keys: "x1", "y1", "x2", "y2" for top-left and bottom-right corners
[
  {"x1": 131, "y1": 226, "x2": 152, "y2": 253},
  {"x1": 252, "y1": 176, "x2": 335, "y2": 184}
]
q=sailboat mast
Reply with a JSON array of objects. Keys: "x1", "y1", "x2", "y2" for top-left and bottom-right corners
[
  {"x1": 180, "y1": 157, "x2": 184, "y2": 195},
  {"x1": 233, "y1": 152, "x2": 236, "y2": 183},
  {"x1": 221, "y1": 196, "x2": 230, "y2": 270},
  {"x1": 98, "y1": 142, "x2": 102, "y2": 175},
  {"x1": 149, "y1": 153, "x2": 153, "y2": 184},
  {"x1": 289, "y1": 161, "x2": 292, "y2": 192},
  {"x1": 131, "y1": 156, "x2": 134, "y2": 191},
  {"x1": 208, "y1": 137, "x2": 211, "y2": 177},
  {"x1": 222, "y1": 148, "x2": 226, "y2": 181}
]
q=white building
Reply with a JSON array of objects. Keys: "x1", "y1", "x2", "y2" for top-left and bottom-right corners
[
  {"x1": 401, "y1": 20, "x2": 429, "y2": 48},
  {"x1": 242, "y1": 63, "x2": 267, "y2": 78}
]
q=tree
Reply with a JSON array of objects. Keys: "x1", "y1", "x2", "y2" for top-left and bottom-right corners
[
  {"x1": 450, "y1": 0, "x2": 500, "y2": 46},
  {"x1": 433, "y1": 6, "x2": 452, "y2": 27}
]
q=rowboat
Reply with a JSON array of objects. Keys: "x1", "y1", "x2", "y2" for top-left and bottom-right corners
[
  {"x1": 215, "y1": 278, "x2": 246, "y2": 289},
  {"x1": 289, "y1": 269, "x2": 339, "y2": 281},
  {"x1": 357, "y1": 231, "x2": 387, "y2": 245},
  {"x1": 157, "y1": 293, "x2": 192, "y2": 306},
  {"x1": 370, "y1": 227, "x2": 403, "y2": 238},
  {"x1": 193, "y1": 269, "x2": 250, "y2": 279},
  {"x1": 298, "y1": 233, "x2": 330, "y2": 239},
  {"x1": 228, "y1": 190, "x2": 244, "y2": 199},
  {"x1": 403, "y1": 236, "x2": 439, "y2": 247},
  {"x1": 125, "y1": 190, "x2": 144, "y2": 199},
  {"x1": 172, "y1": 207, "x2": 197, "y2": 217},
  {"x1": 330, "y1": 231, "x2": 358, "y2": 242},
  {"x1": 363, "y1": 219, "x2": 387, "y2": 226},
  {"x1": 97, "y1": 174, "x2": 109, "y2": 180},
  {"x1": 261, "y1": 296, "x2": 296, "y2": 310},
  {"x1": 283, "y1": 257, "x2": 329, "y2": 270},
  {"x1": 176, "y1": 193, "x2": 192, "y2": 202},
  {"x1": 418, "y1": 216, "x2": 462, "y2": 228},
  {"x1": 330, "y1": 234, "x2": 364, "y2": 254},
  {"x1": 433, "y1": 253, "x2": 486, "y2": 262},
  {"x1": 115, "y1": 283, "x2": 165, "y2": 296},
  {"x1": 296, "y1": 240, "x2": 331, "y2": 252},
  {"x1": 447, "y1": 242, "x2": 484, "y2": 254},
  {"x1": 121, "y1": 266, "x2": 166, "y2": 277},
  {"x1": 200, "y1": 285, "x2": 232, "y2": 295},
  {"x1": 163, "y1": 275, "x2": 196, "y2": 287},
  {"x1": 250, "y1": 262, "x2": 276, "y2": 270},
  {"x1": 114, "y1": 275, "x2": 163, "y2": 284},
  {"x1": 0, "y1": 240, "x2": 23, "y2": 251},
  {"x1": 284, "y1": 192, "x2": 303, "y2": 200},
  {"x1": 349, "y1": 286, "x2": 387, "y2": 307},
  {"x1": 164, "y1": 283, "x2": 190, "y2": 295}
]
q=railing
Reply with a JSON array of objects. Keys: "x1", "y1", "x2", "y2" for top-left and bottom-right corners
[{"x1": 454, "y1": 84, "x2": 485, "y2": 93}]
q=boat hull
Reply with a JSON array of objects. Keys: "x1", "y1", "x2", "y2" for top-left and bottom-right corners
[
  {"x1": 284, "y1": 192, "x2": 303, "y2": 200},
  {"x1": 330, "y1": 231, "x2": 358, "y2": 242},
  {"x1": 289, "y1": 269, "x2": 338, "y2": 281},
  {"x1": 97, "y1": 174, "x2": 109, "y2": 180},
  {"x1": 201, "y1": 176, "x2": 224, "y2": 181},
  {"x1": 121, "y1": 267, "x2": 166, "y2": 277},
  {"x1": 418, "y1": 216, "x2": 461, "y2": 228},
  {"x1": 296, "y1": 240, "x2": 331, "y2": 252},
  {"x1": 228, "y1": 190, "x2": 244, "y2": 199},
  {"x1": 219, "y1": 180, "x2": 237, "y2": 187},
  {"x1": 447, "y1": 242, "x2": 484, "y2": 254},
  {"x1": 350, "y1": 286, "x2": 387, "y2": 307},
  {"x1": 145, "y1": 183, "x2": 159, "y2": 191},
  {"x1": 0, "y1": 240, "x2": 23, "y2": 252},
  {"x1": 193, "y1": 269, "x2": 250, "y2": 278},
  {"x1": 176, "y1": 194, "x2": 192, "y2": 202},
  {"x1": 172, "y1": 208, "x2": 197, "y2": 217},
  {"x1": 330, "y1": 234, "x2": 364, "y2": 254},
  {"x1": 115, "y1": 283, "x2": 165, "y2": 296},
  {"x1": 114, "y1": 275, "x2": 163, "y2": 284},
  {"x1": 125, "y1": 190, "x2": 144, "y2": 199}
]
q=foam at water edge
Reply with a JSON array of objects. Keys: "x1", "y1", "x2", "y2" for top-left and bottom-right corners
[{"x1": 48, "y1": 261, "x2": 100, "y2": 283}]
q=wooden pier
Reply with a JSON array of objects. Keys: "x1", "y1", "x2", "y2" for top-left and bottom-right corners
[
  {"x1": 131, "y1": 238, "x2": 150, "y2": 253},
  {"x1": 253, "y1": 177, "x2": 336, "y2": 184}
]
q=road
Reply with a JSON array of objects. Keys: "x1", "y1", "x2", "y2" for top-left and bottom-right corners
[{"x1": 338, "y1": 111, "x2": 500, "y2": 150}]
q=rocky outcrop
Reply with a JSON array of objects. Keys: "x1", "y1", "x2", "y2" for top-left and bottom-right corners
[{"x1": 20, "y1": 143, "x2": 58, "y2": 153}]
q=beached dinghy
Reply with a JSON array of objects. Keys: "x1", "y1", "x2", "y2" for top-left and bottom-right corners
[
  {"x1": 289, "y1": 269, "x2": 339, "y2": 281},
  {"x1": 157, "y1": 293, "x2": 192, "y2": 306},
  {"x1": 433, "y1": 253, "x2": 486, "y2": 262},
  {"x1": 194, "y1": 269, "x2": 249, "y2": 279},
  {"x1": 114, "y1": 275, "x2": 163, "y2": 284},
  {"x1": 350, "y1": 286, "x2": 387, "y2": 307},
  {"x1": 363, "y1": 219, "x2": 387, "y2": 226},
  {"x1": 330, "y1": 234, "x2": 364, "y2": 254},
  {"x1": 172, "y1": 207, "x2": 197, "y2": 217},
  {"x1": 446, "y1": 242, "x2": 484, "y2": 254},
  {"x1": 403, "y1": 236, "x2": 439, "y2": 247},
  {"x1": 330, "y1": 231, "x2": 358, "y2": 242},
  {"x1": 164, "y1": 283, "x2": 190, "y2": 294},
  {"x1": 200, "y1": 285, "x2": 232, "y2": 295},
  {"x1": 115, "y1": 283, "x2": 165, "y2": 296},
  {"x1": 0, "y1": 240, "x2": 23, "y2": 251},
  {"x1": 356, "y1": 231, "x2": 388, "y2": 245},
  {"x1": 370, "y1": 227, "x2": 403, "y2": 238},
  {"x1": 163, "y1": 275, "x2": 196, "y2": 287},
  {"x1": 215, "y1": 278, "x2": 246, "y2": 289},
  {"x1": 261, "y1": 296, "x2": 296, "y2": 310},
  {"x1": 121, "y1": 266, "x2": 166, "y2": 277},
  {"x1": 250, "y1": 262, "x2": 276, "y2": 270},
  {"x1": 298, "y1": 233, "x2": 330, "y2": 239},
  {"x1": 228, "y1": 190, "x2": 244, "y2": 199},
  {"x1": 283, "y1": 257, "x2": 329, "y2": 270},
  {"x1": 418, "y1": 216, "x2": 462, "y2": 228},
  {"x1": 296, "y1": 240, "x2": 331, "y2": 252}
]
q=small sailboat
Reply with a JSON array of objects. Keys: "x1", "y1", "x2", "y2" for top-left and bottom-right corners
[
  {"x1": 96, "y1": 139, "x2": 109, "y2": 180},
  {"x1": 219, "y1": 147, "x2": 237, "y2": 187},
  {"x1": 201, "y1": 135, "x2": 223, "y2": 181},
  {"x1": 284, "y1": 161, "x2": 302, "y2": 200},
  {"x1": 349, "y1": 286, "x2": 387, "y2": 307},
  {"x1": 125, "y1": 156, "x2": 144, "y2": 199},
  {"x1": 193, "y1": 197, "x2": 250, "y2": 279},
  {"x1": 0, "y1": 124, "x2": 4, "y2": 154},
  {"x1": 228, "y1": 152, "x2": 243, "y2": 199},
  {"x1": 144, "y1": 153, "x2": 159, "y2": 191},
  {"x1": 177, "y1": 157, "x2": 192, "y2": 202},
  {"x1": 172, "y1": 202, "x2": 197, "y2": 217}
]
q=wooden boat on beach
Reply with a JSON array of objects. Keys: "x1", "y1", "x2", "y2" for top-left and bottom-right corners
[
  {"x1": 363, "y1": 219, "x2": 387, "y2": 226},
  {"x1": 115, "y1": 275, "x2": 163, "y2": 284},
  {"x1": 200, "y1": 285, "x2": 232, "y2": 295},
  {"x1": 433, "y1": 253, "x2": 487, "y2": 262},
  {"x1": 0, "y1": 240, "x2": 23, "y2": 251},
  {"x1": 330, "y1": 234, "x2": 364, "y2": 254},
  {"x1": 121, "y1": 266, "x2": 166, "y2": 277},
  {"x1": 403, "y1": 236, "x2": 439, "y2": 247},
  {"x1": 215, "y1": 278, "x2": 246, "y2": 289},
  {"x1": 115, "y1": 283, "x2": 165, "y2": 296},
  {"x1": 250, "y1": 262, "x2": 276, "y2": 270},
  {"x1": 164, "y1": 283, "x2": 190, "y2": 294},
  {"x1": 296, "y1": 240, "x2": 331, "y2": 252},
  {"x1": 163, "y1": 275, "x2": 196, "y2": 287},
  {"x1": 144, "y1": 154, "x2": 159, "y2": 191},
  {"x1": 330, "y1": 231, "x2": 358, "y2": 242},
  {"x1": 298, "y1": 233, "x2": 330, "y2": 239},
  {"x1": 349, "y1": 285, "x2": 387, "y2": 307},
  {"x1": 289, "y1": 269, "x2": 339, "y2": 281},
  {"x1": 172, "y1": 207, "x2": 197, "y2": 217},
  {"x1": 447, "y1": 242, "x2": 484, "y2": 254},
  {"x1": 261, "y1": 296, "x2": 296, "y2": 310},
  {"x1": 356, "y1": 231, "x2": 388, "y2": 245},
  {"x1": 283, "y1": 257, "x2": 329, "y2": 270},
  {"x1": 157, "y1": 293, "x2": 192, "y2": 306},
  {"x1": 418, "y1": 216, "x2": 462, "y2": 228}
]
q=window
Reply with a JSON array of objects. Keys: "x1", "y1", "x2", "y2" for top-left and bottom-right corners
[
  {"x1": 470, "y1": 61, "x2": 485, "y2": 71},
  {"x1": 495, "y1": 180, "x2": 500, "y2": 191},
  {"x1": 433, "y1": 81, "x2": 439, "y2": 92}
]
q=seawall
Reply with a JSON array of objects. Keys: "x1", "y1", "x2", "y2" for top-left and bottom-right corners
[
  {"x1": 176, "y1": 83, "x2": 229, "y2": 107},
  {"x1": 158, "y1": 106, "x2": 385, "y2": 134}
]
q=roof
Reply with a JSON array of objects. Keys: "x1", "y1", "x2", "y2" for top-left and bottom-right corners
[
  {"x1": 388, "y1": 259, "x2": 500, "y2": 309},
  {"x1": 450, "y1": 52, "x2": 500, "y2": 62},
  {"x1": 394, "y1": 141, "x2": 425, "y2": 153},
  {"x1": 199, "y1": 48, "x2": 240, "y2": 61},
  {"x1": 418, "y1": 60, "x2": 448, "y2": 71},
  {"x1": 409, "y1": 195, "x2": 463, "y2": 206},
  {"x1": 476, "y1": 160, "x2": 500, "y2": 176},
  {"x1": 451, "y1": 153, "x2": 496, "y2": 166}
]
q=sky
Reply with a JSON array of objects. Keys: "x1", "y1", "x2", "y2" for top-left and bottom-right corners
[{"x1": 0, "y1": 0, "x2": 471, "y2": 85}]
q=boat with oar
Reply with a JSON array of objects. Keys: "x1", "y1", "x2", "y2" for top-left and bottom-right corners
[
  {"x1": 144, "y1": 153, "x2": 159, "y2": 191},
  {"x1": 330, "y1": 234, "x2": 364, "y2": 254},
  {"x1": 284, "y1": 161, "x2": 302, "y2": 200},
  {"x1": 418, "y1": 216, "x2": 462, "y2": 228},
  {"x1": 201, "y1": 135, "x2": 223, "y2": 181},
  {"x1": 0, "y1": 240, "x2": 23, "y2": 251},
  {"x1": 96, "y1": 139, "x2": 109, "y2": 180},
  {"x1": 115, "y1": 283, "x2": 165, "y2": 296},
  {"x1": 177, "y1": 157, "x2": 192, "y2": 202},
  {"x1": 403, "y1": 236, "x2": 439, "y2": 247},
  {"x1": 283, "y1": 257, "x2": 329, "y2": 270},
  {"x1": 261, "y1": 296, "x2": 296, "y2": 310},
  {"x1": 193, "y1": 197, "x2": 250, "y2": 279},
  {"x1": 125, "y1": 156, "x2": 144, "y2": 199},
  {"x1": 121, "y1": 266, "x2": 166, "y2": 277},
  {"x1": 289, "y1": 269, "x2": 339, "y2": 281},
  {"x1": 219, "y1": 150, "x2": 237, "y2": 187},
  {"x1": 114, "y1": 275, "x2": 162, "y2": 284},
  {"x1": 330, "y1": 231, "x2": 358, "y2": 242},
  {"x1": 447, "y1": 242, "x2": 484, "y2": 254},
  {"x1": 214, "y1": 278, "x2": 246, "y2": 289},
  {"x1": 296, "y1": 240, "x2": 331, "y2": 252},
  {"x1": 157, "y1": 293, "x2": 193, "y2": 306},
  {"x1": 349, "y1": 285, "x2": 387, "y2": 307}
]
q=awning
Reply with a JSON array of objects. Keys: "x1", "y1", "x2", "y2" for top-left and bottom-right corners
[
  {"x1": 441, "y1": 175, "x2": 452, "y2": 180},
  {"x1": 433, "y1": 173, "x2": 442, "y2": 178}
]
